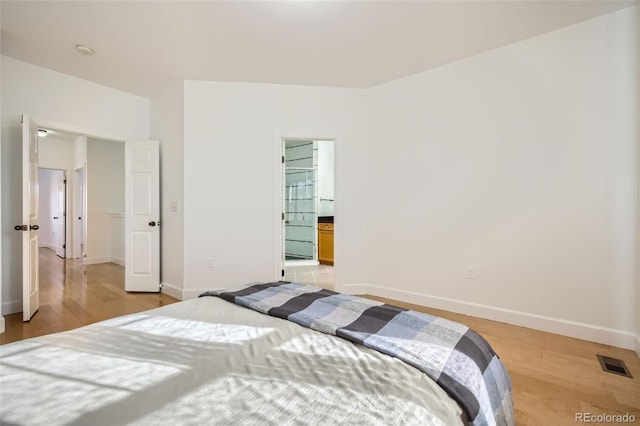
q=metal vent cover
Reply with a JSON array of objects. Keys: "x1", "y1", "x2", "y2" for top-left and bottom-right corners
[{"x1": 596, "y1": 354, "x2": 633, "y2": 378}]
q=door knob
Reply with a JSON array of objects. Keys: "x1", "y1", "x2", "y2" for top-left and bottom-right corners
[
  {"x1": 148, "y1": 221, "x2": 156, "y2": 227},
  {"x1": 30, "y1": 225, "x2": 39, "y2": 230},
  {"x1": 14, "y1": 225, "x2": 27, "y2": 231}
]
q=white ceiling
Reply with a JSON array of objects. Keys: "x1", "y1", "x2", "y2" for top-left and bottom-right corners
[{"x1": 1, "y1": 1, "x2": 636, "y2": 98}]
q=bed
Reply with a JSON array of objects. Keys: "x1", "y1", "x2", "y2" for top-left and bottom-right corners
[{"x1": 1, "y1": 282, "x2": 514, "y2": 425}]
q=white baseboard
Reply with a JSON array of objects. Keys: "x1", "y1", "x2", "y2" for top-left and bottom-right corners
[
  {"x1": 111, "y1": 257, "x2": 125, "y2": 267},
  {"x1": 340, "y1": 283, "x2": 637, "y2": 351},
  {"x1": 2, "y1": 299, "x2": 22, "y2": 316},
  {"x1": 161, "y1": 283, "x2": 243, "y2": 301},
  {"x1": 160, "y1": 282, "x2": 183, "y2": 300},
  {"x1": 0, "y1": 316, "x2": 5, "y2": 334},
  {"x1": 635, "y1": 335, "x2": 640, "y2": 358},
  {"x1": 336, "y1": 283, "x2": 369, "y2": 295},
  {"x1": 84, "y1": 257, "x2": 125, "y2": 266}
]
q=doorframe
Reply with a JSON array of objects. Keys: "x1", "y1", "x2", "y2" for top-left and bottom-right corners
[
  {"x1": 274, "y1": 136, "x2": 336, "y2": 282},
  {"x1": 21, "y1": 117, "x2": 128, "y2": 309},
  {"x1": 73, "y1": 166, "x2": 86, "y2": 259}
]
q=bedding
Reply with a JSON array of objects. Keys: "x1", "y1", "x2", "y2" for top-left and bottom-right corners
[
  {"x1": 206, "y1": 282, "x2": 514, "y2": 426},
  {"x1": 1, "y1": 292, "x2": 466, "y2": 425}
]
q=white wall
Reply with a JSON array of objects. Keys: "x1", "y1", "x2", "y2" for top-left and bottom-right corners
[
  {"x1": 74, "y1": 135, "x2": 87, "y2": 170},
  {"x1": 1, "y1": 56, "x2": 149, "y2": 314},
  {"x1": 109, "y1": 213, "x2": 125, "y2": 266},
  {"x1": 181, "y1": 81, "x2": 368, "y2": 298},
  {"x1": 346, "y1": 7, "x2": 638, "y2": 349},
  {"x1": 150, "y1": 82, "x2": 185, "y2": 298},
  {"x1": 85, "y1": 138, "x2": 124, "y2": 265},
  {"x1": 178, "y1": 9, "x2": 638, "y2": 350},
  {"x1": 39, "y1": 136, "x2": 75, "y2": 170}
]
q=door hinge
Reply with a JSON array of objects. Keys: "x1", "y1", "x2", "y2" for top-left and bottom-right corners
[
  {"x1": 281, "y1": 213, "x2": 285, "y2": 220},
  {"x1": 281, "y1": 269, "x2": 285, "y2": 278},
  {"x1": 282, "y1": 156, "x2": 285, "y2": 164},
  {"x1": 63, "y1": 244, "x2": 66, "y2": 249},
  {"x1": 19, "y1": 115, "x2": 24, "y2": 124},
  {"x1": 64, "y1": 179, "x2": 67, "y2": 184}
]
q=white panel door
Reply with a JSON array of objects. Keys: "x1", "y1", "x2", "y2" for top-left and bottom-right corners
[
  {"x1": 53, "y1": 171, "x2": 66, "y2": 258},
  {"x1": 21, "y1": 115, "x2": 40, "y2": 321},
  {"x1": 125, "y1": 140, "x2": 160, "y2": 292}
]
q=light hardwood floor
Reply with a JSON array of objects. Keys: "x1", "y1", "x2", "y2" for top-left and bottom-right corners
[
  {"x1": 0, "y1": 248, "x2": 179, "y2": 344},
  {"x1": 2, "y1": 248, "x2": 639, "y2": 425}
]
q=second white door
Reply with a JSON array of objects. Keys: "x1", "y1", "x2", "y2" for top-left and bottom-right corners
[
  {"x1": 53, "y1": 171, "x2": 66, "y2": 258},
  {"x1": 125, "y1": 140, "x2": 160, "y2": 292}
]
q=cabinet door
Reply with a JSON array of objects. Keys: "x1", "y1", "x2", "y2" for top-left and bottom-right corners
[{"x1": 318, "y1": 224, "x2": 334, "y2": 265}]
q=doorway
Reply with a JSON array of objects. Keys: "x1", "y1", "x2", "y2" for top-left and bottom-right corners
[
  {"x1": 37, "y1": 169, "x2": 67, "y2": 259},
  {"x1": 282, "y1": 139, "x2": 334, "y2": 288},
  {"x1": 22, "y1": 122, "x2": 128, "y2": 321}
]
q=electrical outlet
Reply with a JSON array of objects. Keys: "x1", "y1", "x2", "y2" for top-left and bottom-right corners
[
  {"x1": 171, "y1": 202, "x2": 179, "y2": 213},
  {"x1": 466, "y1": 267, "x2": 474, "y2": 280},
  {"x1": 207, "y1": 258, "x2": 214, "y2": 269}
]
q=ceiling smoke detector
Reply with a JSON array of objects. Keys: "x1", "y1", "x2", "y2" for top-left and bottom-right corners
[{"x1": 75, "y1": 44, "x2": 95, "y2": 55}]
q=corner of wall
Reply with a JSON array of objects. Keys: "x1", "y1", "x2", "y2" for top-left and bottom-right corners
[
  {"x1": 161, "y1": 281, "x2": 183, "y2": 300},
  {"x1": 2, "y1": 299, "x2": 21, "y2": 316}
]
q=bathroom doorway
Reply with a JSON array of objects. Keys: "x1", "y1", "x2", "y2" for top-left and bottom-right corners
[{"x1": 282, "y1": 139, "x2": 334, "y2": 288}]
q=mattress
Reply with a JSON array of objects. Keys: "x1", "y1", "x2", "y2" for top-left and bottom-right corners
[{"x1": 1, "y1": 296, "x2": 465, "y2": 425}]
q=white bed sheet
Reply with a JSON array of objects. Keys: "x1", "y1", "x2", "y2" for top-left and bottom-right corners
[{"x1": 0, "y1": 297, "x2": 464, "y2": 425}]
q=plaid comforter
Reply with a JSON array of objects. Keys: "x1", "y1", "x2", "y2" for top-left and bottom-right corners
[{"x1": 204, "y1": 282, "x2": 514, "y2": 426}]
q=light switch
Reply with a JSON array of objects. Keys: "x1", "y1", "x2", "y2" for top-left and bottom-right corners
[{"x1": 171, "y1": 202, "x2": 179, "y2": 212}]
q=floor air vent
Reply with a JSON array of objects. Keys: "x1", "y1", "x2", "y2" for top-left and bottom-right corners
[{"x1": 596, "y1": 354, "x2": 633, "y2": 378}]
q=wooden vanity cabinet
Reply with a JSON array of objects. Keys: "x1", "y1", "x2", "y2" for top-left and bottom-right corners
[{"x1": 318, "y1": 223, "x2": 334, "y2": 265}]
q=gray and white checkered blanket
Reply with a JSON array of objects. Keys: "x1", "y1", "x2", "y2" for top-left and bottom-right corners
[{"x1": 203, "y1": 282, "x2": 514, "y2": 426}]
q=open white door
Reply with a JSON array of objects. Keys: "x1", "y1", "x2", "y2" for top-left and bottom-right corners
[
  {"x1": 125, "y1": 140, "x2": 160, "y2": 292},
  {"x1": 73, "y1": 167, "x2": 86, "y2": 259},
  {"x1": 20, "y1": 115, "x2": 40, "y2": 321},
  {"x1": 53, "y1": 171, "x2": 66, "y2": 258}
]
